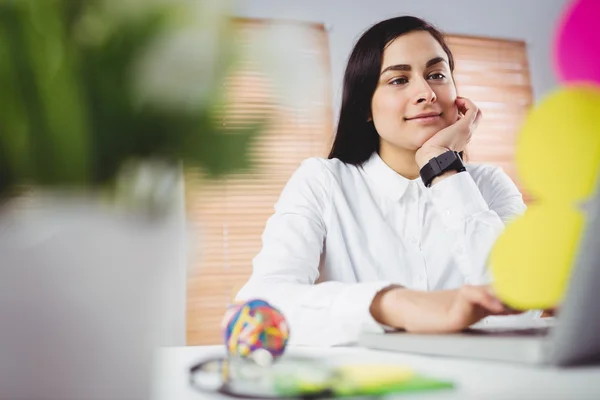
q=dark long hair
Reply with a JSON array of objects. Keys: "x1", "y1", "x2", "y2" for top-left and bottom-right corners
[{"x1": 328, "y1": 16, "x2": 455, "y2": 165}]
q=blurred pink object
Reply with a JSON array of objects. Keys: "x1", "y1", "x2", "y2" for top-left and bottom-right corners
[{"x1": 554, "y1": 0, "x2": 600, "y2": 86}]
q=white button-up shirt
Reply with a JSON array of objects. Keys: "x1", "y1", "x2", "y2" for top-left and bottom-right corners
[{"x1": 236, "y1": 152, "x2": 527, "y2": 346}]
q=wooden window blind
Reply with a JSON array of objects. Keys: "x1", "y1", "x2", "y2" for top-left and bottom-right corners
[
  {"x1": 186, "y1": 28, "x2": 533, "y2": 345},
  {"x1": 446, "y1": 35, "x2": 534, "y2": 202},
  {"x1": 186, "y1": 19, "x2": 333, "y2": 345}
]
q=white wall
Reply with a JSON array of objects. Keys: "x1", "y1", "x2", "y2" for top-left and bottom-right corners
[{"x1": 234, "y1": 0, "x2": 570, "y2": 115}]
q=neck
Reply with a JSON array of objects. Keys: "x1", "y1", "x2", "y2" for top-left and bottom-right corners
[{"x1": 379, "y1": 142, "x2": 420, "y2": 180}]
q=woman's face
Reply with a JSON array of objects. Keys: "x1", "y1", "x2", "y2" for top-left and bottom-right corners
[{"x1": 371, "y1": 30, "x2": 458, "y2": 152}]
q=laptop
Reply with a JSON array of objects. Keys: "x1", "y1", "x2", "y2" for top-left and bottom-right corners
[{"x1": 358, "y1": 184, "x2": 600, "y2": 367}]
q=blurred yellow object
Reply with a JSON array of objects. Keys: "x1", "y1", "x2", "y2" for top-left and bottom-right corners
[
  {"x1": 491, "y1": 86, "x2": 600, "y2": 309},
  {"x1": 335, "y1": 364, "x2": 415, "y2": 386},
  {"x1": 515, "y1": 86, "x2": 600, "y2": 201},
  {"x1": 491, "y1": 204, "x2": 584, "y2": 309}
]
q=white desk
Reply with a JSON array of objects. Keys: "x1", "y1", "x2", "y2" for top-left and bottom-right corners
[{"x1": 151, "y1": 345, "x2": 600, "y2": 399}]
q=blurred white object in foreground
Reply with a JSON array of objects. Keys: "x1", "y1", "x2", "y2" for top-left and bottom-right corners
[{"x1": 0, "y1": 183, "x2": 187, "y2": 400}]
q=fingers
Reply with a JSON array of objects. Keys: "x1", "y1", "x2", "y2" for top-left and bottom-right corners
[
  {"x1": 459, "y1": 285, "x2": 505, "y2": 314},
  {"x1": 541, "y1": 308, "x2": 558, "y2": 317},
  {"x1": 482, "y1": 285, "x2": 524, "y2": 315},
  {"x1": 455, "y1": 97, "x2": 482, "y2": 128},
  {"x1": 455, "y1": 97, "x2": 472, "y2": 116},
  {"x1": 474, "y1": 107, "x2": 483, "y2": 124},
  {"x1": 455, "y1": 97, "x2": 468, "y2": 114},
  {"x1": 473, "y1": 108, "x2": 483, "y2": 130}
]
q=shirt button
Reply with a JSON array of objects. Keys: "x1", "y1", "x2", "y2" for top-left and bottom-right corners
[
  {"x1": 409, "y1": 236, "x2": 419, "y2": 246},
  {"x1": 456, "y1": 244, "x2": 465, "y2": 255}
]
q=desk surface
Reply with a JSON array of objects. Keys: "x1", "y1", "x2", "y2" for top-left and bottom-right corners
[{"x1": 151, "y1": 345, "x2": 600, "y2": 399}]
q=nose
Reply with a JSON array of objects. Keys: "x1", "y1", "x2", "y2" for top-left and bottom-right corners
[{"x1": 412, "y1": 77, "x2": 437, "y2": 105}]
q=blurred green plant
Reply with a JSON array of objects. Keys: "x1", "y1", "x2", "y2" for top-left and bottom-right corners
[{"x1": 0, "y1": 0, "x2": 261, "y2": 205}]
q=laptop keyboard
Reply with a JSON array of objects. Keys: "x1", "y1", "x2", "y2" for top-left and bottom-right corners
[{"x1": 463, "y1": 326, "x2": 551, "y2": 337}]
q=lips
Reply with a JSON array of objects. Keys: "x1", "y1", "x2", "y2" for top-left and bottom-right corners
[{"x1": 405, "y1": 112, "x2": 442, "y2": 121}]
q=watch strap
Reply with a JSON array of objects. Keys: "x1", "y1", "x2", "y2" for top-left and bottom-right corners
[{"x1": 419, "y1": 150, "x2": 466, "y2": 187}]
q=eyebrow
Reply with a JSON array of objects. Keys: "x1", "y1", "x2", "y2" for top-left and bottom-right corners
[{"x1": 380, "y1": 56, "x2": 447, "y2": 75}]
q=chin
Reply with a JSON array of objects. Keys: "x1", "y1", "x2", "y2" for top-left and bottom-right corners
[{"x1": 413, "y1": 125, "x2": 441, "y2": 146}]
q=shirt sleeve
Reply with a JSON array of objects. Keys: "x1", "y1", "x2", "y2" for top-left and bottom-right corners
[
  {"x1": 235, "y1": 158, "x2": 392, "y2": 346},
  {"x1": 427, "y1": 166, "x2": 527, "y2": 284}
]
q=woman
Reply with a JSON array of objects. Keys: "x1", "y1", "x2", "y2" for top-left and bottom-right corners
[{"x1": 236, "y1": 16, "x2": 528, "y2": 346}]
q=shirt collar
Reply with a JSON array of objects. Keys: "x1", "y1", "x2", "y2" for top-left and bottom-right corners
[{"x1": 361, "y1": 152, "x2": 425, "y2": 201}]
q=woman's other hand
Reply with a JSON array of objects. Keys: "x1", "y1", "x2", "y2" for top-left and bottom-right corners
[{"x1": 370, "y1": 284, "x2": 520, "y2": 333}]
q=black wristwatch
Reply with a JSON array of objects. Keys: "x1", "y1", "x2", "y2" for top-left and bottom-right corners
[{"x1": 419, "y1": 150, "x2": 466, "y2": 188}]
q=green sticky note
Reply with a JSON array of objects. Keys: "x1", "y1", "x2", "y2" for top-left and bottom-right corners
[{"x1": 275, "y1": 363, "x2": 454, "y2": 397}]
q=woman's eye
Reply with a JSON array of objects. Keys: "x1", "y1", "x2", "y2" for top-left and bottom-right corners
[
  {"x1": 428, "y1": 73, "x2": 445, "y2": 80},
  {"x1": 390, "y1": 77, "x2": 408, "y2": 85}
]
